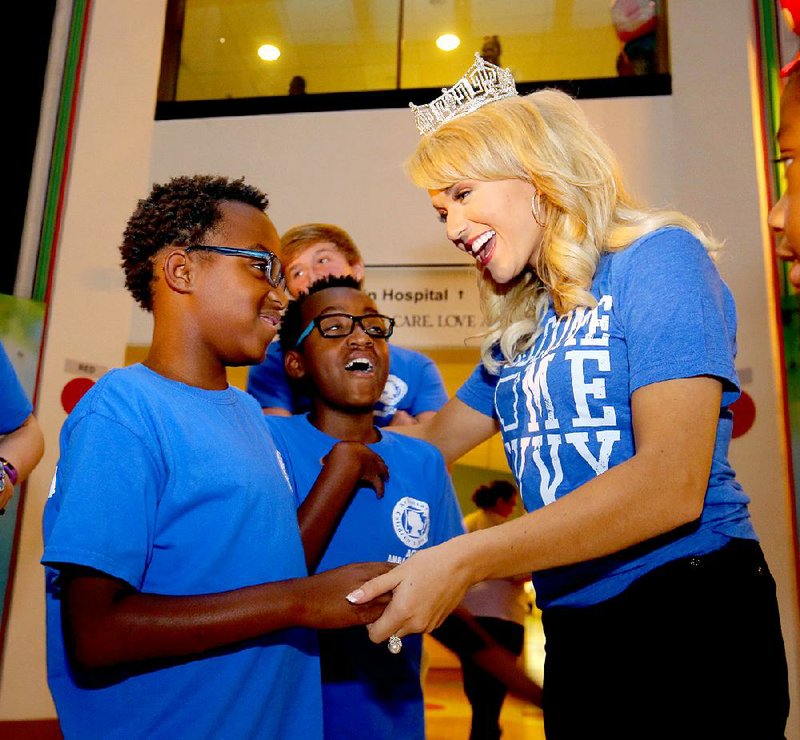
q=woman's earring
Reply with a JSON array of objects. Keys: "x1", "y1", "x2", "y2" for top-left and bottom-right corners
[{"x1": 531, "y1": 191, "x2": 547, "y2": 228}]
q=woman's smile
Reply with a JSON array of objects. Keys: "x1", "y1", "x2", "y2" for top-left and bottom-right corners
[{"x1": 430, "y1": 178, "x2": 542, "y2": 284}]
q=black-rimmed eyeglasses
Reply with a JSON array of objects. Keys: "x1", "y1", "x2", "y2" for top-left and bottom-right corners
[
  {"x1": 295, "y1": 313, "x2": 395, "y2": 347},
  {"x1": 185, "y1": 245, "x2": 285, "y2": 289}
]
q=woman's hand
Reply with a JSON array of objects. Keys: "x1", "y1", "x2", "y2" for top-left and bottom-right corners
[
  {"x1": 347, "y1": 540, "x2": 474, "y2": 643},
  {"x1": 386, "y1": 410, "x2": 417, "y2": 427}
]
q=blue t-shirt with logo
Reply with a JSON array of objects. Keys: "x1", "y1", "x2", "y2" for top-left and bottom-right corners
[
  {"x1": 266, "y1": 414, "x2": 465, "y2": 740},
  {"x1": 248, "y1": 342, "x2": 448, "y2": 426},
  {"x1": 42, "y1": 364, "x2": 322, "y2": 740},
  {"x1": 457, "y1": 228, "x2": 756, "y2": 609}
]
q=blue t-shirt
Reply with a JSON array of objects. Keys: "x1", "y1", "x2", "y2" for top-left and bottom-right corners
[
  {"x1": 1, "y1": 341, "x2": 33, "y2": 434},
  {"x1": 42, "y1": 364, "x2": 322, "y2": 740},
  {"x1": 266, "y1": 414, "x2": 465, "y2": 740},
  {"x1": 457, "y1": 228, "x2": 756, "y2": 609},
  {"x1": 248, "y1": 342, "x2": 448, "y2": 426}
]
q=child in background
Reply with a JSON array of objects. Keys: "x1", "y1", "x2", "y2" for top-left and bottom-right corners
[{"x1": 42, "y1": 176, "x2": 390, "y2": 740}]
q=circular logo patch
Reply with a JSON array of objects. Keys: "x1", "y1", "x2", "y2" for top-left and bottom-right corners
[
  {"x1": 392, "y1": 496, "x2": 430, "y2": 548},
  {"x1": 380, "y1": 374, "x2": 409, "y2": 411}
]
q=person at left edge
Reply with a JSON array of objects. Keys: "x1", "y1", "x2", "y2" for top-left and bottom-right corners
[
  {"x1": 41, "y1": 175, "x2": 392, "y2": 740},
  {"x1": 0, "y1": 340, "x2": 45, "y2": 513}
]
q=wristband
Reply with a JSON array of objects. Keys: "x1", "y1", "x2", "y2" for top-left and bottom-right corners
[{"x1": 0, "y1": 457, "x2": 18, "y2": 486}]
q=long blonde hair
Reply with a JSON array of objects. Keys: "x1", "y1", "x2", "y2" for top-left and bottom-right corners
[{"x1": 406, "y1": 90, "x2": 719, "y2": 371}]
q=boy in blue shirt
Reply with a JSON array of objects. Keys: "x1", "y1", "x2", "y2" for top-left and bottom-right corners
[
  {"x1": 41, "y1": 175, "x2": 390, "y2": 740},
  {"x1": 267, "y1": 275, "x2": 541, "y2": 739}
]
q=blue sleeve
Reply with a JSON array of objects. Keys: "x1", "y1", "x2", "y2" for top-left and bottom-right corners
[
  {"x1": 406, "y1": 351, "x2": 448, "y2": 415},
  {"x1": 613, "y1": 228, "x2": 740, "y2": 405},
  {"x1": 42, "y1": 413, "x2": 161, "y2": 589},
  {"x1": 429, "y1": 451, "x2": 466, "y2": 545},
  {"x1": 455, "y1": 361, "x2": 498, "y2": 419},
  {"x1": 246, "y1": 342, "x2": 294, "y2": 410},
  {"x1": 0, "y1": 342, "x2": 33, "y2": 433}
]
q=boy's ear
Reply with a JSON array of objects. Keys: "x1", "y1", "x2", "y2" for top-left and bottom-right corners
[
  {"x1": 161, "y1": 249, "x2": 197, "y2": 296},
  {"x1": 352, "y1": 261, "x2": 365, "y2": 283},
  {"x1": 284, "y1": 349, "x2": 307, "y2": 380}
]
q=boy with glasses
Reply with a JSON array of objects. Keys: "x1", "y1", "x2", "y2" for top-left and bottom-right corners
[
  {"x1": 247, "y1": 223, "x2": 448, "y2": 426},
  {"x1": 267, "y1": 274, "x2": 541, "y2": 739},
  {"x1": 266, "y1": 274, "x2": 464, "y2": 739},
  {"x1": 42, "y1": 175, "x2": 391, "y2": 739}
]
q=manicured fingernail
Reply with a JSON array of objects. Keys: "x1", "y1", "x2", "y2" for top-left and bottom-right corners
[{"x1": 346, "y1": 589, "x2": 364, "y2": 603}]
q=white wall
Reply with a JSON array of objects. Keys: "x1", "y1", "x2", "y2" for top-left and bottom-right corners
[
  {"x1": 3, "y1": 0, "x2": 797, "y2": 735},
  {"x1": 148, "y1": 103, "x2": 675, "y2": 268}
]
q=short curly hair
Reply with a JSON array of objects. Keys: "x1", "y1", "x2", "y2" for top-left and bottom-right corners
[
  {"x1": 120, "y1": 175, "x2": 269, "y2": 311},
  {"x1": 279, "y1": 274, "x2": 362, "y2": 354}
]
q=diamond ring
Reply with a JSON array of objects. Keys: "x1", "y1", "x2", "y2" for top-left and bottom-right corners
[{"x1": 388, "y1": 634, "x2": 403, "y2": 654}]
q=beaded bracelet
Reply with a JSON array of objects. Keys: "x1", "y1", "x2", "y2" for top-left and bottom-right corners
[{"x1": 0, "y1": 456, "x2": 18, "y2": 488}]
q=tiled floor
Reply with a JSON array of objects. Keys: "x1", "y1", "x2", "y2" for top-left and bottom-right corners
[{"x1": 424, "y1": 609, "x2": 546, "y2": 740}]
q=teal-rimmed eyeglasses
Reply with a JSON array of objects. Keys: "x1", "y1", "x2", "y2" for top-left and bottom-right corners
[
  {"x1": 295, "y1": 313, "x2": 395, "y2": 348},
  {"x1": 185, "y1": 245, "x2": 285, "y2": 289}
]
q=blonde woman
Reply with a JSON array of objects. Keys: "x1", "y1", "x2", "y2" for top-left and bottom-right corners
[{"x1": 349, "y1": 57, "x2": 789, "y2": 738}]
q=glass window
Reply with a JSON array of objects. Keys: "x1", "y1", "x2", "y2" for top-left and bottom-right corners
[{"x1": 160, "y1": 0, "x2": 670, "y2": 104}]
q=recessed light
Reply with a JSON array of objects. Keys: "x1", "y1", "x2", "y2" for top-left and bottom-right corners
[
  {"x1": 436, "y1": 34, "x2": 460, "y2": 52},
  {"x1": 257, "y1": 44, "x2": 281, "y2": 61}
]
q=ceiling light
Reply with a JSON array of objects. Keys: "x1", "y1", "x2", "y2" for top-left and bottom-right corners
[
  {"x1": 257, "y1": 44, "x2": 281, "y2": 61},
  {"x1": 436, "y1": 34, "x2": 460, "y2": 52}
]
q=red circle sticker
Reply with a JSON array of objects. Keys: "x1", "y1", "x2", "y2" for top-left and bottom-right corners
[
  {"x1": 61, "y1": 377, "x2": 95, "y2": 414},
  {"x1": 730, "y1": 390, "x2": 756, "y2": 438}
]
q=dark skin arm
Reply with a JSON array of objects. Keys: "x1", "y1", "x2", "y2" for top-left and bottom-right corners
[
  {"x1": 61, "y1": 444, "x2": 391, "y2": 673},
  {"x1": 297, "y1": 441, "x2": 388, "y2": 573},
  {"x1": 61, "y1": 561, "x2": 392, "y2": 672}
]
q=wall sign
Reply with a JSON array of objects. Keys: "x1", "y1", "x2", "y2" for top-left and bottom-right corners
[{"x1": 364, "y1": 265, "x2": 485, "y2": 348}]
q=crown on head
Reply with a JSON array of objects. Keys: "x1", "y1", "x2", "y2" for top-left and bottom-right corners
[{"x1": 410, "y1": 52, "x2": 518, "y2": 136}]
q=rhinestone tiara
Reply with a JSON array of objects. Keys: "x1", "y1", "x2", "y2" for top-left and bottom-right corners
[{"x1": 410, "y1": 52, "x2": 518, "y2": 136}]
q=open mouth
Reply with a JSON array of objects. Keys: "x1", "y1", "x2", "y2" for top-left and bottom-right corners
[
  {"x1": 345, "y1": 358, "x2": 375, "y2": 373},
  {"x1": 468, "y1": 231, "x2": 496, "y2": 266}
]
